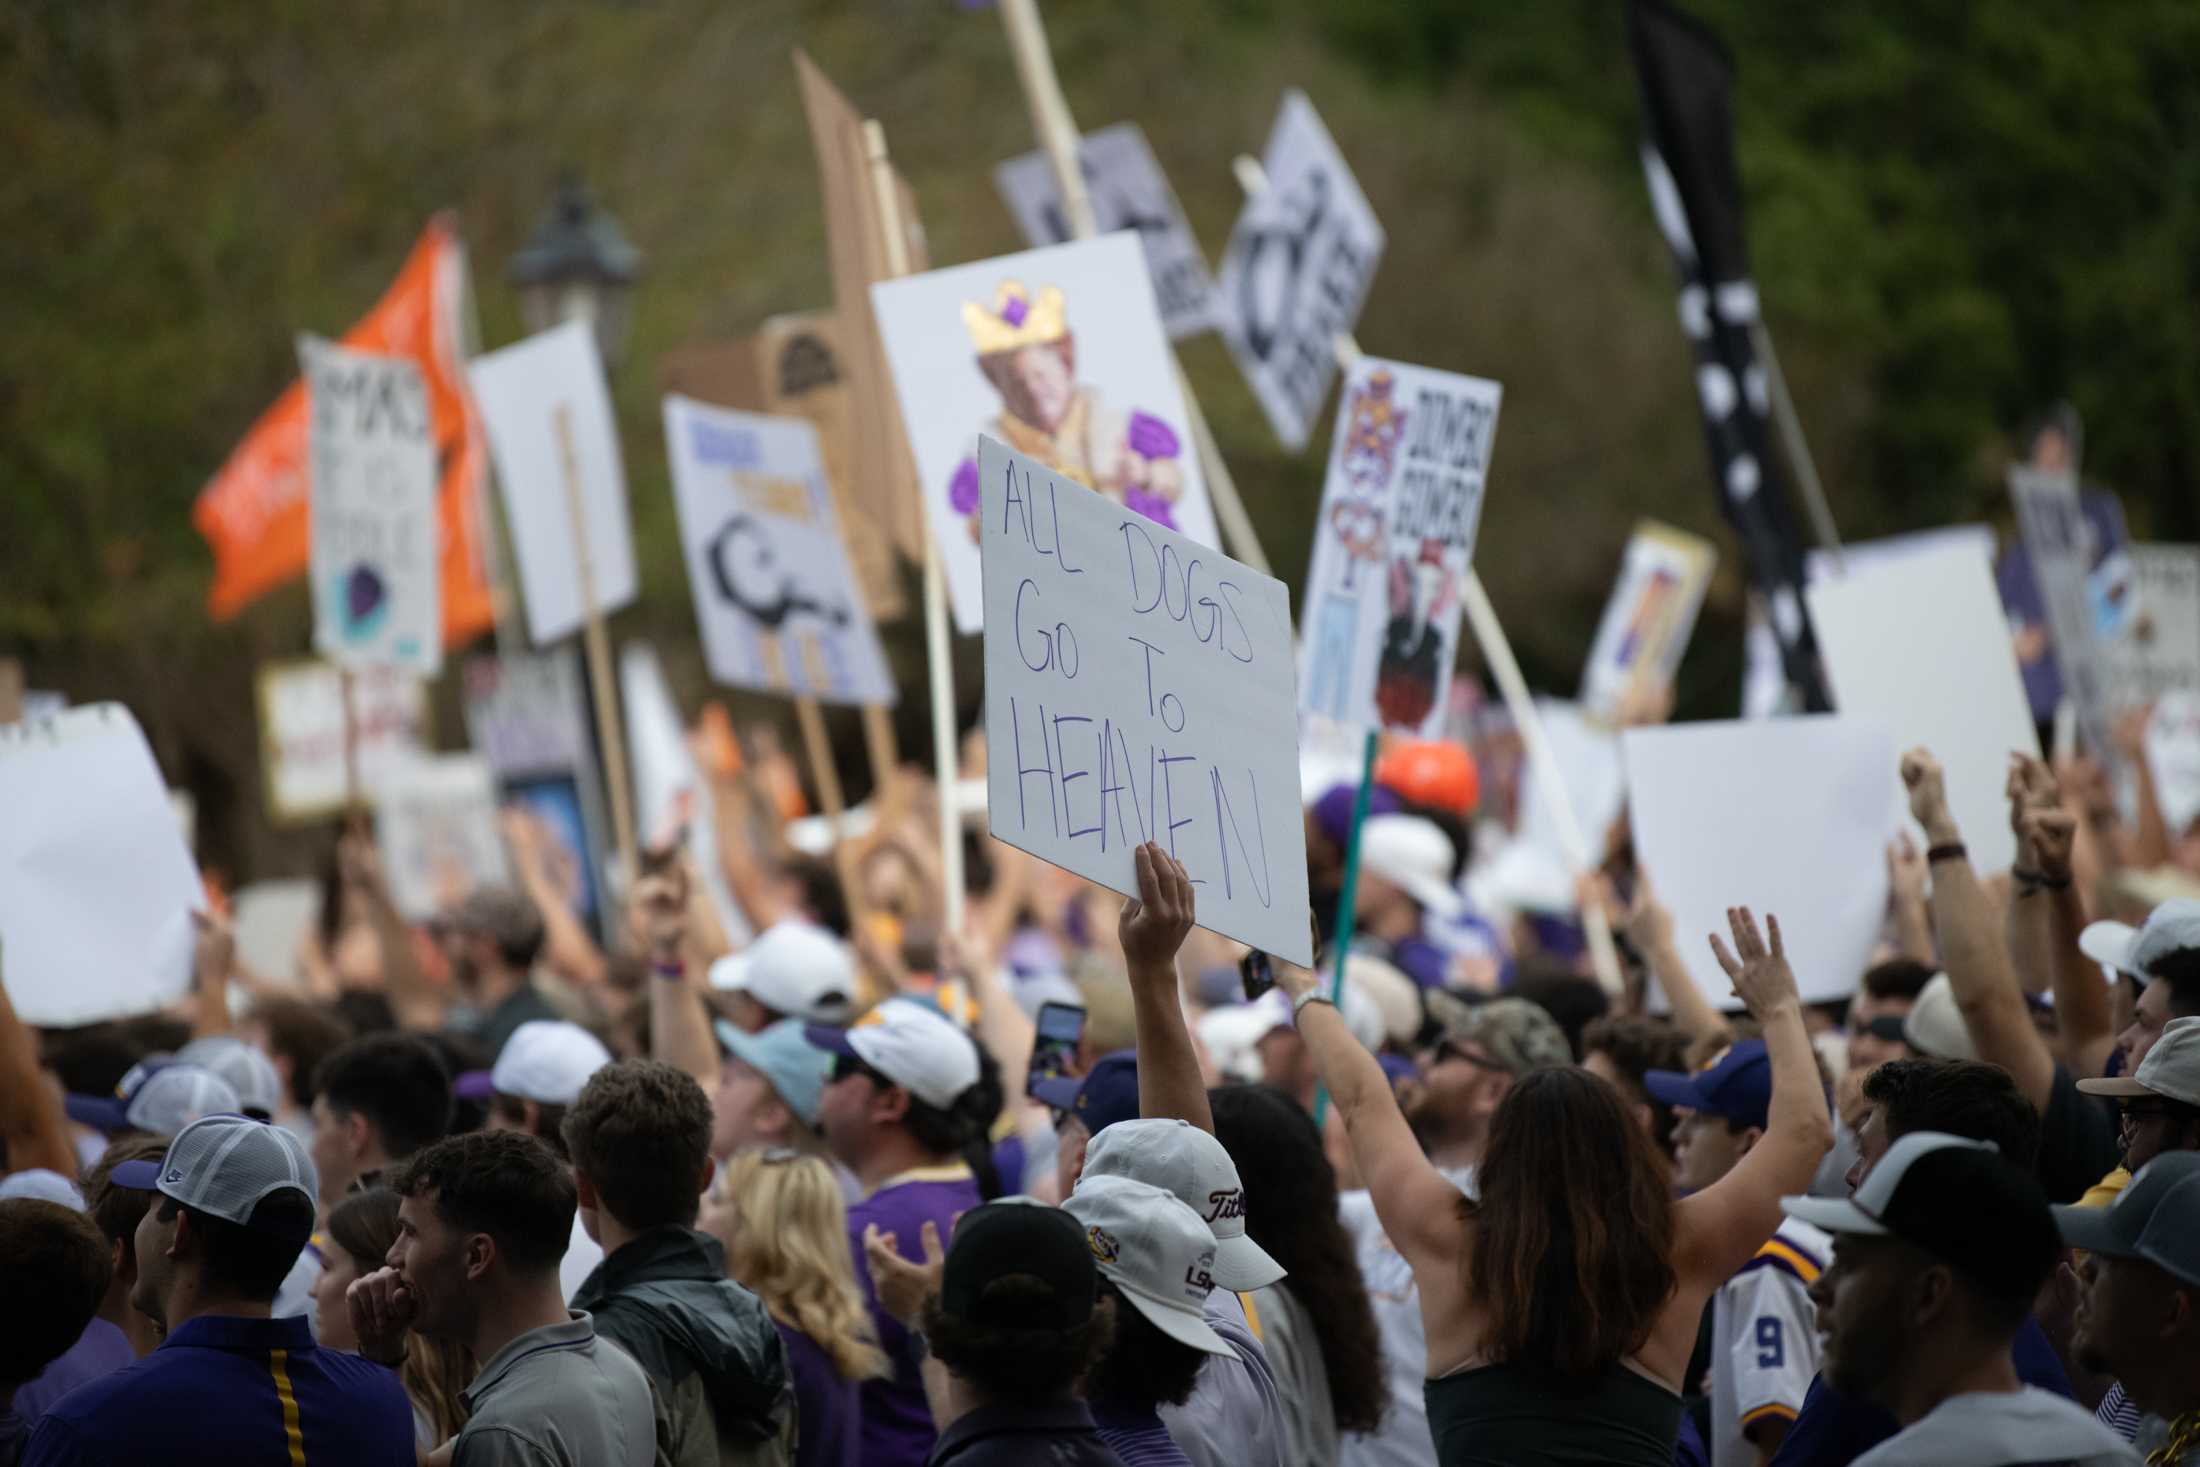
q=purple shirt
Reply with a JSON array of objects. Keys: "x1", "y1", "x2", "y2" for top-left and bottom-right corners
[
  {"x1": 11, "y1": 1320, "x2": 134, "y2": 1422},
  {"x1": 779, "y1": 1323, "x2": 859, "y2": 1467},
  {"x1": 847, "y1": 1165, "x2": 985, "y2": 1467}
]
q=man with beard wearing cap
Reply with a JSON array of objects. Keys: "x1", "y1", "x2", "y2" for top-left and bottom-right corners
[{"x1": 1780, "y1": 1132, "x2": 2136, "y2": 1466}]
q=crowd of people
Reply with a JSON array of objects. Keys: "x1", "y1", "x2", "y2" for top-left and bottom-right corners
[{"x1": 3, "y1": 699, "x2": 2200, "y2": 1467}]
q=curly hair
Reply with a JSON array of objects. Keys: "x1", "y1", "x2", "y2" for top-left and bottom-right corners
[
  {"x1": 1468, "y1": 1067, "x2": 1676, "y2": 1379},
  {"x1": 1208, "y1": 1084, "x2": 1388, "y2": 1434},
  {"x1": 1580, "y1": 1014, "x2": 1694, "y2": 1155},
  {"x1": 0, "y1": 1199, "x2": 111, "y2": 1386},
  {"x1": 390, "y1": 1130, "x2": 574, "y2": 1276},
  {"x1": 924, "y1": 1283, "x2": 1117, "y2": 1399},
  {"x1": 710, "y1": 1150, "x2": 888, "y2": 1384},
  {"x1": 1084, "y1": 1281, "x2": 1209, "y2": 1409},
  {"x1": 562, "y1": 1060, "x2": 713, "y2": 1230}
]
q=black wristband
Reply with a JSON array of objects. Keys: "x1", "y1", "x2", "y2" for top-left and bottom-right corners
[{"x1": 1926, "y1": 843, "x2": 1967, "y2": 865}]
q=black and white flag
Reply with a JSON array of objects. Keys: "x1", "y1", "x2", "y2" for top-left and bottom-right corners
[{"x1": 1629, "y1": 0, "x2": 1828, "y2": 711}]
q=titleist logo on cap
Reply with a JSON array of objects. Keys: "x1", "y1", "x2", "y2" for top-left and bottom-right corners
[{"x1": 1204, "y1": 1189, "x2": 1245, "y2": 1223}]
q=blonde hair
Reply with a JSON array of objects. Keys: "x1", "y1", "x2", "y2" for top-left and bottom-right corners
[
  {"x1": 711, "y1": 1151, "x2": 890, "y2": 1383},
  {"x1": 405, "y1": 1335, "x2": 474, "y2": 1445}
]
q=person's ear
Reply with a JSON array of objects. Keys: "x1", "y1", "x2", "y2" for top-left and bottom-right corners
[
  {"x1": 109, "y1": 1235, "x2": 133, "y2": 1285},
  {"x1": 1910, "y1": 1262, "x2": 1954, "y2": 1329},
  {"x1": 574, "y1": 1169, "x2": 599, "y2": 1211},
  {"x1": 167, "y1": 1207, "x2": 196, "y2": 1265},
  {"x1": 465, "y1": 1231, "x2": 497, "y2": 1283},
  {"x1": 346, "y1": 1108, "x2": 372, "y2": 1160},
  {"x1": 1630, "y1": 1099, "x2": 1655, "y2": 1138},
  {"x1": 1738, "y1": 1124, "x2": 1766, "y2": 1157},
  {"x1": 521, "y1": 1100, "x2": 544, "y2": 1139},
  {"x1": 873, "y1": 1085, "x2": 913, "y2": 1126},
  {"x1": 696, "y1": 1154, "x2": 717, "y2": 1201}
]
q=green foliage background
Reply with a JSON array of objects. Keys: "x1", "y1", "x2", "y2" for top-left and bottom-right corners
[{"x1": 3, "y1": 1, "x2": 2195, "y2": 876}]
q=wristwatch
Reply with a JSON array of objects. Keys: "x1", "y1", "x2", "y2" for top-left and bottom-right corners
[{"x1": 1292, "y1": 988, "x2": 1335, "y2": 1018}]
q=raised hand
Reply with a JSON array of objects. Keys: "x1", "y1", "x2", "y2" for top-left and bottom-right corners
[
  {"x1": 2018, "y1": 806, "x2": 2078, "y2": 883},
  {"x1": 1886, "y1": 833, "x2": 1927, "y2": 908},
  {"x1": 1900, "y1": 748, "x2": 1956, "y2": 840},
  {"x1": 862, "y1": 1219, "x2": 945, "y2": 1330},
  {"x1": 629, "y1": 862, "x2": 690, "y2": 964},
  {"x1": 2113, "y1": 702, "x2": 2154, "y2": 764},
  {"x1": 1707, "y1": 907, "x2": 1802, "y2": 1021},
  {"x1": 1118, "y1": 842, "x2": 1196, "y2": 977},
  {"x1": 192, "y1": 908, "x2": 236, "y2": 985},
  {"x1": 346, "y1": 1266, "x2": 419, "y2": 1366}
]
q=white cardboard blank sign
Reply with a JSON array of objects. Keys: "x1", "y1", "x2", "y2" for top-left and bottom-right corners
[
  {"x1": 0, "y1": 705, "x2": 204, "y2": 1026},
  {"x1": 1806, "y1": 542, "x2": 2040, "y2": 873},
  {"x1": 1624, "y1": 717, "x2": 1898, "y2": 1008}
]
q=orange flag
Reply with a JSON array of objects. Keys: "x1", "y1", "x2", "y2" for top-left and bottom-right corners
[{"x1": 195, "y1": 215, "x2": 497, "y2": 646}]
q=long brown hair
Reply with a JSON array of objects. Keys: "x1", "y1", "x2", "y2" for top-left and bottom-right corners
[{"x1": 1466, "y1": 1068, "x2": 1676, "y2": 1378}]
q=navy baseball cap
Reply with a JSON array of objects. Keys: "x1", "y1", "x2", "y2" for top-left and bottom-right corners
[
  {"x1": 1644, "y1": 1038, "x2": 1772, "y2": 1131},
  {"x1": 1033, "y1": 1050, "x2": 1140, "y2": 1137}
]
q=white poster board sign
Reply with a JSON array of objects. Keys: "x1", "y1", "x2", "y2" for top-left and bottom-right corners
[
  {"x1": 2111, "y1": 545, "x2": 2200, "y2": 706},
  {"x1": 621, "y1": 644, "x2": 754, "y2": 946},
  {"x1": 2148, "y1": 691, "x2": 2200, "y2": 837},
  {"x1": 469, "y1": 320, "x2": 638, "y2": 646},
  {"x1": 1625, "y1": 717, "x2": 1899, "y2": 1008},
  {"x1": 995, "y1": 122, "x2": 1221, "y2": 340},
  {"x1": 978, "y1": 437, "x2": 1312, "y2": 964},
  {"x1": 1299, "y1": 356, "x2": 1500, "y2": 737},
  {"x1": 256, "y1": 659, "x2": 429, "y2": 823},
  {"x1": 301, "y1": 336, "x2": 441, "y2": 674},
  {"x1": 662, "y1": 396, "x2": 896, "y2": 706},
  {"x1": 1581, "y1": 522, "x2": 1716, "y2": 722},
  {"x1": 375, "y1": 755, "x2": 511, "y2": 920},
  {"x1": 872, "y1": 232, "x2": 1215, "y2": 631},
  {"x1": 0, "y1": 705, "x2": 204, "y2": 1026},
  {"x1": 2011, "y1": 467, "x2": 2113, "y2": 757},
  {"x1": 1216, "y1": 91, "x2": 1386, "y2": 452},
  {"x1": 1807, "y1": 541, "x2": 2040, "y2": 872},
  {"x1": 1517, "y1": 699, "x2": 1627, "y2": 872}
]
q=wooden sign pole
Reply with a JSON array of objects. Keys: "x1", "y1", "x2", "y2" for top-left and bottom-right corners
[
  {"x1": 862, "y1": 118, "x2": 966, "y2": 936},
  {"x1": 997, "y1": 0, "x2": 1272, "y2": 576},
  {"x1": 554, "y1": 403, "x2": 640, "y2": 902}
]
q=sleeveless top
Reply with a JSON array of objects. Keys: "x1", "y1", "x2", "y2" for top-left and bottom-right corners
[{"x1": 1423, "y1": 1359, "x2": 1684, "y2": 1466}]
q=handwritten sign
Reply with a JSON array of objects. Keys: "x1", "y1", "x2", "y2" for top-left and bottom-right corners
[
  {"x1": 256, "y1": 659, "x2": 428, "y2": 823},
  {"x1": 663, "y1": 396, "x2": 896, "y2": 707},
  {"x1": 375, "y1": 754, "x2": 511, "y2": 921},
  {"x1": 1580, "y1": 522, "x2": 1716, "y2": 722},
  {"x1": 2111, "y1": 546, "x2": 2200, "y2": 706},
  {"x1": 461, "y1": 650, "x2": 592, "y2": 780},
  {"x1": 301, "y1": 336, "x2": 441, "y2": 674},
  {"x1": 469, "y1": 320, "x2": 637, "y2": 646},
  {"x1": 1216, "y1": 91, "x2": 1386, "y2": 452},
  {"x1": 1299, "y1": 356, "x2": 1500, "y2": 737},
  {"x1": 995, "y1": 123, "x2": 1221, "y2": 341},
  {"x1": 2010, "y1": 467, "x2": 2114, "y2": 756},
  {"x1": 979, "y1": 436, "x2": 1311, "y2": 964},
  {"x1": 0, "y1": 705, "x2": 204, "y2": 1026}
]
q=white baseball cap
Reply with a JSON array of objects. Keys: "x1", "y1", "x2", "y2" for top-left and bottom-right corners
[
  {"x1": 2083, "y1": 899, "x2": 2200, "y2": 979},
  {"x1": 1356, "y1": 815, "x2": 1465, "y2": 921},
  {"x1": 1253, "y1": 980, "x2": 1385, "y2": 1054},
  {"x1": 177, "y1": 1036, "x2": 285, "y2": 1120},
  {"x1": 2082, "y1": 1016, "x2": 2200, "y2": 1106},
  {"x1": 1901, "y1": 973, "x2": 1977, "y2": 1062},
  {"x1": 806, "y1": 998, "x2": 980, "y2": 1110},
  {"x1": 65, "y1": 1060, "x2": 242, "y2": 1137},
  {"x1": 456, "y1": 1020, "x2": 612, "y2": 1106},
  {"x1": 110, "y1": 1113, "x2": 319, "y2": 1231},
  {"x1": 1062, "y1": 1173, "x2": 1235, "y2": 1356},
  {"x1": 710, "y1": 921, "x2": 858, "y2": 1025},
  {"x1": 1082, "y1": 1116, "x2": 1286, "y2": 1290}
]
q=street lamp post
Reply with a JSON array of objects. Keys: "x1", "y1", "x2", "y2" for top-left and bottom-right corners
[{"x1": 507, "y1": 171, "x2": 644, "y2": 369}]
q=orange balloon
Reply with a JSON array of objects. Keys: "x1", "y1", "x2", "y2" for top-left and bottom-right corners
[{"x1": 1376, "y1": 739, "x2": 1479, "y2": 815}]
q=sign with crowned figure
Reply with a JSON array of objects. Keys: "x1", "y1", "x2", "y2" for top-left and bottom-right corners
[{"x1": 871, "y1": 231, "x2": 1217, "y2": 631}]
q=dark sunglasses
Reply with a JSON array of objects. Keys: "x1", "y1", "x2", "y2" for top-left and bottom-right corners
[
  {"x1": 831, "y1": 1053, "x2": 894, "y2": 1089},
  {"x1": 1434, "y1": 1041, "x2": 1508, "y2": 1075}
]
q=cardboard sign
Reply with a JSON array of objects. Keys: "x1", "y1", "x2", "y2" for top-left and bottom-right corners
[
  {"x1": 661, "y1": 313, "x2": 906, "y2": 619},
  {"x1": 2110, "y1": 545, "x2": 2200, "y2": 706},
  {"x1": 1998, "y1": 486, "x2": 2134, "y2": 722},
  {"x1": 1625, "y1": 717, "x2": 1899, "y2": 1007},
  {"x1": 872, "y1": 232, "x2": 1216, "y2": 632},
  {"x1": 0, "y1": 705, "x2": 204, "y2": 1026},
  {"x1": 1298, "y1": 356, "x2": 1501, "y2": 737},
  {"x1": 1806, "y1": 541, "x2": 2039, "y2": 873},
  {"x1": 1581, "y1": 522, "x2": 1716, "y2": 722},
  {"x1": 2147, "y1": 692, "x2": 2200, "y2": 837},
  {"x1": 256, "y1": 659, "x2": 429, "y2": 823},
  {"x1": 795, "y1": 52, "x2": 932, "y2": 564},
  {"x1": 2010, "y1": 467, "x2": 2114, "y2": 755},
  {"x1": 1516, "y1": 699, "x2": 1627, "y2": 875},
  {"x1": 663, "y1": 397, "x2": 896, "y2": 707},
  {"x1": 375, "y1": 755, "x2": 511, "y2": 920},
  {"x1": 978, "y1": 437, "x2": 1311, "y2": 964},
  {"x1": 995, "y1": 122, "x2": 1221, "y2": 341},
  {"x1": 1216, "y1": 91, "x2": 1386, "y2": 452},
  {"x1": 301, "y1": 336, "x2": 441, "y2": 674},
  {"x1": 469, "y1": 320, "x2": 638, "y2": 646},
  {"x1": 461, "y1": 650, "x2": 593, "y2": 780}
]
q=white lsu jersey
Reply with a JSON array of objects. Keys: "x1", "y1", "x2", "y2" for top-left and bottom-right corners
[{"x1": 1710, "y1": 1216, "x2": 1831, "y2": 1467}]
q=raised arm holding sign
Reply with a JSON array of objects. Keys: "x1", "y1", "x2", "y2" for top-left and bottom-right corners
[{"x1": 979, "y1": 435, "x2": 1312, "y2": 965}]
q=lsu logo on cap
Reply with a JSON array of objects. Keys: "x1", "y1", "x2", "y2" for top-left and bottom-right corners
[
  {"x1": 1182, "y1": 1247, "x2": 1216, "y2": 1298},
  {"x1": 1086, "y1": 1226, "x2": 1121, "y2": 1265},
  {"x1": 1204, "y1": 1188, "x2": 1246, "y2": 1223}
]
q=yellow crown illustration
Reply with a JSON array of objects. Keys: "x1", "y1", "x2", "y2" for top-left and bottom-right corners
[{"x1": 962, "y1": 281, "x2": 1068, "y2": 355}]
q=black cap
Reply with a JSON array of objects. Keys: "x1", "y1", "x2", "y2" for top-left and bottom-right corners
[{"x1": 940, "y1": 1202, "x2": 1098, "y2": 1330}]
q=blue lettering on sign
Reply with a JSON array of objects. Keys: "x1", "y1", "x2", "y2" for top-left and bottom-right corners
[{"x1": 690, "y1": 419, "x2": 762, "y2": 469}]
